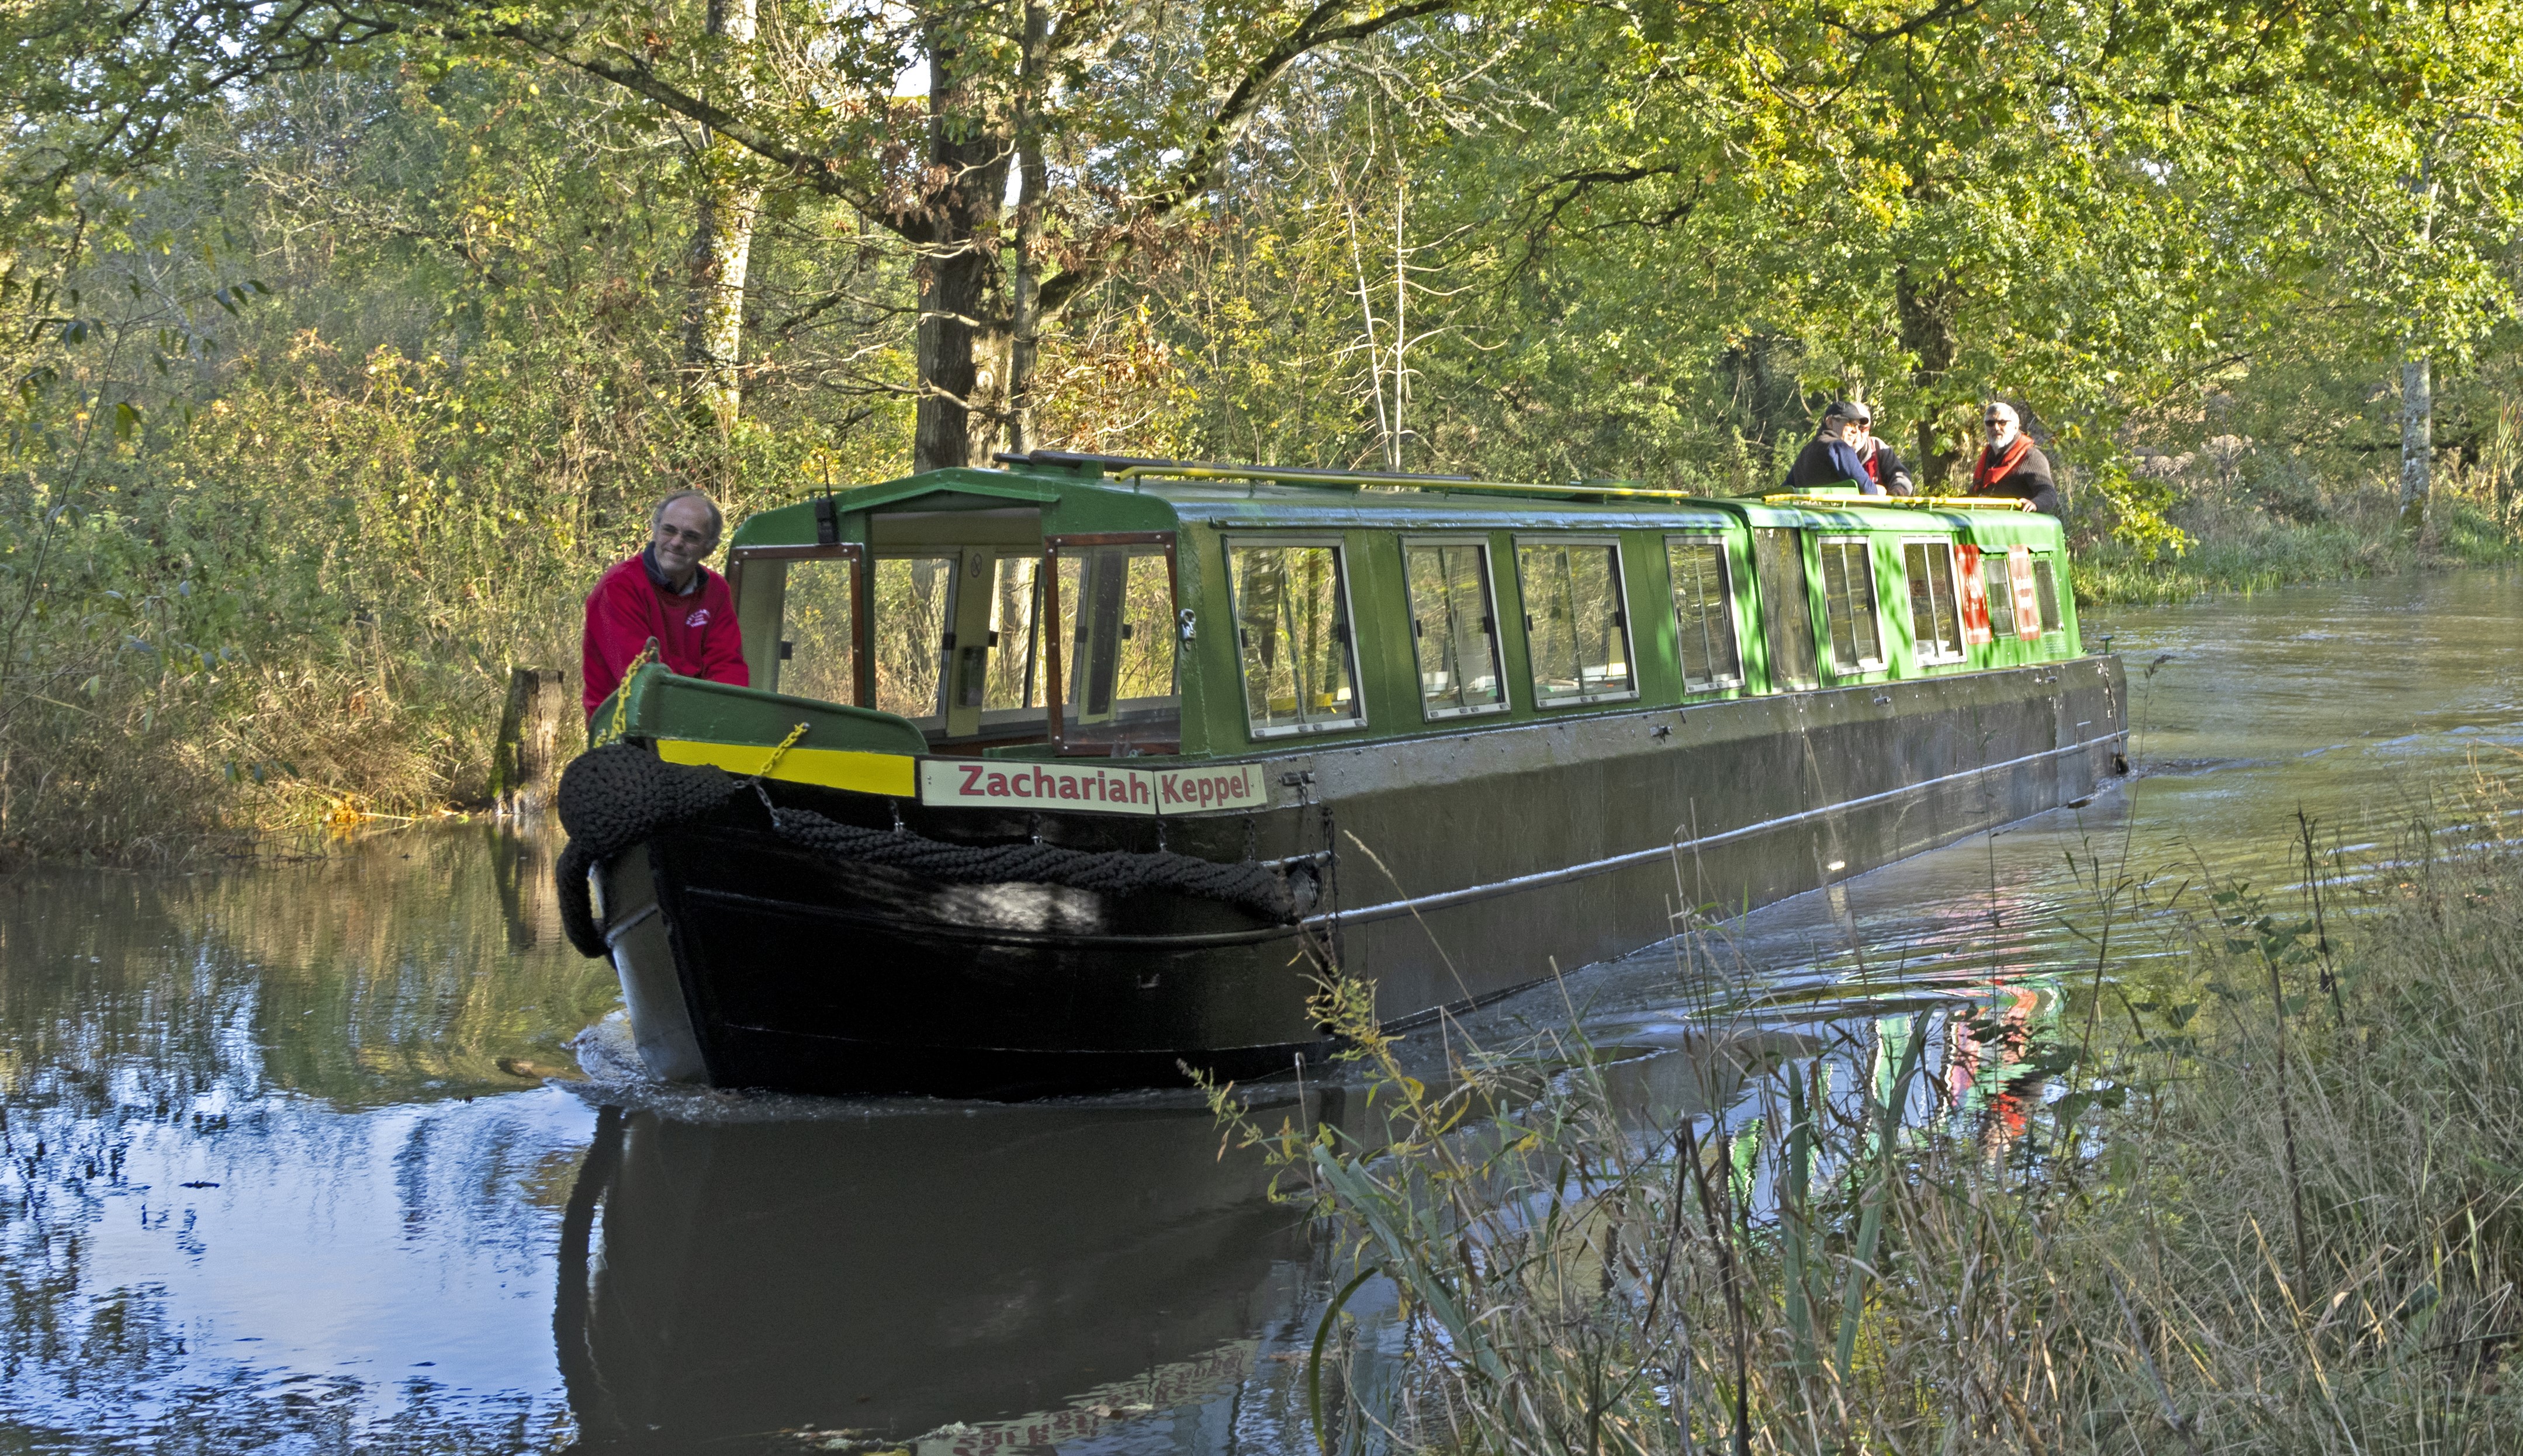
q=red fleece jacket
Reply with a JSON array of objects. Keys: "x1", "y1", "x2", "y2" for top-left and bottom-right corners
[{"x1": 582, "y1": 550, "x2": 750, "y2": 717}]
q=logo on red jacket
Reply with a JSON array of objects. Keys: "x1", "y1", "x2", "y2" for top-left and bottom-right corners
[{"x1": 685, "y1": 608, "x2": 712, "y2": 628}]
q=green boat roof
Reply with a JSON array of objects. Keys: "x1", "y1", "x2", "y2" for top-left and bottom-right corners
[{"x1": 729, "y1": 458, "x2": 2064, "y2": 549}]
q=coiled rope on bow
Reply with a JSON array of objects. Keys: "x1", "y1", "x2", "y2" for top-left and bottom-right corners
[{"x1": 551, "y1": 743, "x2": 1297, "y2": 958}]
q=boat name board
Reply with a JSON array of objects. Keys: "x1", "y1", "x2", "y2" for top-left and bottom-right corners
[{"x1": 918, "y1": 758, "x2": 1271, "y2": 816}]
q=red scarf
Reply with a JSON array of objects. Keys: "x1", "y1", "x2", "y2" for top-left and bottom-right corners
[
  {"x1": 1973, "y1": 434, "x2": 2031, "y2": 491},
  {"x1": 1858, "y1": 439, "x2": 1884, "y2": 487}
]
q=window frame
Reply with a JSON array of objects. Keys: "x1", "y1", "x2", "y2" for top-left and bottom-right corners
[
  {"x1": 2031, "y1": 556, "x2": 2065, "y2": 635},
  {"x1": 1813, "y1": 535, "x2": 1887, "y2": 675},
  {"x1": 1663, "y1": 532, "x2": 1745, "y2": 694},
  {"x1": 1512, "y1": 533, "x2": 1641, "y2": 709},
  {"x1": 1044, "y1": 531, "x2": 1181, "y2": 753},
  {"x1": 865, "y1": 547, "x2": 965, "y2": 727},
  {"x1": 1981, "y1": 546, "x2": 2020, "y2": 641},
  {"x1": 1899, "y1": 536, "x2": 1970, "y2": 667},
  {"x1": 1221, "y1": 532, "x2": 1371, "y2": 741},
  {"x1": 1750, "y1": 526, "x2": 1819, "y2": 692},
  {"x1": 728, "y1": 542, "x2": 865, "y2": 705},
  {"x1": 1399, "y1": 533, "x2": 1512, "y2": 721}
]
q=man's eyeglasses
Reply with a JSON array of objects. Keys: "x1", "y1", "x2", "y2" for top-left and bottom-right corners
[
  {"x1": 656, "y1": 524, "x2": 715, "y2": 547},
  {"x1": 1983, "y1": 417, "x2": 2010, "y2": 427}
]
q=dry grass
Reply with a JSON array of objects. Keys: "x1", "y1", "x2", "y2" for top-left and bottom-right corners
[{"x1": 1217, "y1": 782, "x2": 2523, "y2": 1454}]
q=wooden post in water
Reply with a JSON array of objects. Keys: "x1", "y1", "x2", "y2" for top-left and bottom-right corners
[{"x1": 493, "y1": 667, "x2": 569, "y2": 816}]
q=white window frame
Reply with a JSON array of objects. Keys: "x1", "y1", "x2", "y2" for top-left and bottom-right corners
[
  {"x1": 1400, "y1": 533, "x2": 1512, "y2": 720},
  {"x1": 1513, "y1": 533, "x2": 1642, "y2": 709},
  {"x1": 1222, "y1": 533, "x2": 1370, "y2": 740},
  {"x1": 1899, "y1": 536, "x2": 1970, "y2": 666},
  {"x1": 1814, "y1": 535, "x2": 1887, "y2": 675},
  {"x1": 1664, "y1": 532, "x2": 1745, "y2": 692}
]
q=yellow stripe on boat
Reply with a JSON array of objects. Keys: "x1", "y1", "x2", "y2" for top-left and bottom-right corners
[{"x1": 653, "y1": 739, "x2": 918, "y2": 798}]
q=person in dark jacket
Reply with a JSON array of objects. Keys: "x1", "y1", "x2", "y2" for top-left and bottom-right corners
[
  {"x1": 1852, "y1": 411, "x2": 1914, "y2": 495},
  {"x1": 1969, "y1": 401, "x2": 2060, "y2": 514},
  {"x1": 582, "y1": 488, "x2": 750, "y2": 720},
  {"x1": 1783, "y1": 401, "x2": 1880, "y2": 493}
]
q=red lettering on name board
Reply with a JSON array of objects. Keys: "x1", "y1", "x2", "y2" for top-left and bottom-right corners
[
  {"x1": 1160, "y1": 775, "x2": 1183, "y2": 804},
  {"x1": 985, "y1": 771, "x2": 1009, "y2": 796},
  {"x1": 959, "y1": 763, "x2": 985, "y2": 794}
]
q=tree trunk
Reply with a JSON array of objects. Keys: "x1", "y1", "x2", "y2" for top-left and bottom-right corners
[
  {"x1": 681, "y1": 0, "x2": 760, "y2": 436},
  {"x1": 1003, "y1": 2, "x2": 1051, "y2": 459},
  {"x1": 1896, "y1": 266, "x2": 1962, "y2": 491},
  {"x1": 912, "y1": 20, "x2": 1016, "y2": 473},
  {"x1": 2399, "y1": 354, "x2": 2431, "y2": 536}
]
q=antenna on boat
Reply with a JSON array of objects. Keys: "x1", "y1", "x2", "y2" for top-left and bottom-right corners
[{"x1": 814, "y1": 456, "x2": 840, "y2": 546}]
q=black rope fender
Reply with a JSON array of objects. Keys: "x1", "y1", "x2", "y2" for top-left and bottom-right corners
[
  {"x1": 553, "y1": 743, "x2": 1297, "y2": 959},
  {"x1": 555, "y1": 745, "x2": 744, "y2": 957}
]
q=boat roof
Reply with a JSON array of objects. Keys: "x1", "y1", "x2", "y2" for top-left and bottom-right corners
[{"x1": 729, "y1": 452, "x2": 2065, "y2": 549}]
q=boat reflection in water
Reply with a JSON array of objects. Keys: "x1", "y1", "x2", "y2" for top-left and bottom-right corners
[{"x1": 553, "y1": 1096, "x2": 1319, "y2": 1454}]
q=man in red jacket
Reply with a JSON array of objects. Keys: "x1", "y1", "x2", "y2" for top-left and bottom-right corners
[{"x1": 582, "y1": 488, "x2": 750, "y2": 719}]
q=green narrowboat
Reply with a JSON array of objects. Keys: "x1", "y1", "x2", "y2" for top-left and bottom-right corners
[{"x1": 558, "y1": 450, "x2": 2127, "y2": 1098}]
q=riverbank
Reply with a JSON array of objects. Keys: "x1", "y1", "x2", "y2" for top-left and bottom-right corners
[
  {"x1": 1265, "y1": 772, "x2": 2523, "y2": 1453},
  {"x1": 2077, "y1": 485, "x2": 2519, "y2": 605}
]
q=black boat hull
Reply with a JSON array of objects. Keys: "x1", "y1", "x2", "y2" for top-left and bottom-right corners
[{"x1": 596, "y1": 656, "x2": 2126, "y2": 1097}]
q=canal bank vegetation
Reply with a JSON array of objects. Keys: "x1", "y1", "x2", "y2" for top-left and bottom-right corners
[
  {"x1": 2, "y1": 3, "x2": 2522, "y2": 859},
  {"x1": 1224, "y1": 791, "x2": 2523, "y2": 1452}
]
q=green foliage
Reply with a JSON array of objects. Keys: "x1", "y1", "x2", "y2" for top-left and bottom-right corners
[
  {"x1": 3, "y1": 2, "x2": 2523, "y2": 854},
  {"x1": 0, "y1": 57, "x2": 915, "y2": 859}
]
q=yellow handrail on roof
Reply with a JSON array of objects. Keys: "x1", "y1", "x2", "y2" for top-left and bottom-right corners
[
  {"x1": 1760, "y1": 493, "x2": 2033, "y2": 512},
  {"x1": 1112, "y1": 462, "x2": 1714, "y2": 503}
]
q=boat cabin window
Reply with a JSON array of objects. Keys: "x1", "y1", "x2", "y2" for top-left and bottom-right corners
[
  {"x1": 1901, "y1": 539, "x2": 1967, "y2": 664},
  {"x1": 1752, "y1": 528, "x2": 1818, "y2": 691},
  {"x1": 871, "y1": 553, "x2": 957, "y2": 723},
  {"x1": 1403, "y1": 538, "x2": 1507, "y2": 718},
  {"x1": 1815, "y1": 537, "x2": 1884, "y2": 675},
  {"x1": 1050, "y1": 540, "x2": 1180, "y2": 747},
  {"x1": 1982, "y1": 547, "x2": 2019, "y2": 639},
  {"x1": 1516, "y1": 539, "x2": 1635, "y2": 706},
  {"x1": 868, "y1": 549, "x2": 1054, "y2": 737},
  {"x1": 1665, "y1": 535, "x2": 1742, "y2": 692},
  {"x1": 861, "y1": 515, "x2": 1173, "y2": 745},
  {"x1": 1228, "y1": 540, "x2": 1365, "y2": 737},
  {"x1": 736, "y1": 550, "x2": 859, "y2": 704},
  {"x1": 2033, "y1": 557, "x2": 2064, "y2": 633}
]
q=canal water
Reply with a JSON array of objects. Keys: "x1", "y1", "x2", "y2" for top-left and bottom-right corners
[{"x1": 5, "y1": 571, "x2": 2519, "y2": 1454}]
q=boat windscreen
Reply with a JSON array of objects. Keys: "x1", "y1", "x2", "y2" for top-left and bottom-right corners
[
  {"x1": 872, "y1": 554, "x2": 955, "y2": 723},
  {"x1": 1053, "y1": 543, "x2": 1179, "y2": 747},
  {"x1": 778, "y1": 557, "x2": 858, "y2": 705}
]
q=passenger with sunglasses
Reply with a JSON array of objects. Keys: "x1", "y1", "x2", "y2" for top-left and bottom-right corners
[
  {"x1": 582, "y1": 488, "x2": 751, "y2": 720},
  {"x1": 1783, "y1": 400, "x2": 1884, "y2": 493},
  {"x1": 1968, "y1": 401, "x2": 2059, "y2": 515}
]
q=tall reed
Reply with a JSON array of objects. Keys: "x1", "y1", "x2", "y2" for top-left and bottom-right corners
[{"x1": 1214, "y1": 786, "x2": 2523, "y2": 1453}]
